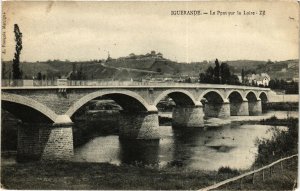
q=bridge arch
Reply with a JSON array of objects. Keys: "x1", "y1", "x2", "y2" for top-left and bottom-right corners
[
  {"x1": 246, "y1": 91, "x2": 262, "y2": 116},
  {"x1": 1, "y1": 93, "x2": 58, "y2": 123},
  {"x1": 226, "y1": 90, "x2": 245, "y2": 100},
  {"x1": 154, "y1": 89, "x2": 199, "y2": 106},
  {"x1": 245, "y1": 91, "x2": 259, "y2": 101},
  {"x1": 259, "y1": 91, "x2": 269, "y2": 112},
  {"x1": 227, "y1": 90, "x2": 249, "y2": 116},
  {"x1": 199, "y1": 90, "x2": 229, "y2": 118},
  {"x1": 246, "y1": 91, "x2": 259, "y2": 101},
  {"x1": 259, "y1": 91, "x2": 269, "y2": 102},
  {"x1": 199, "y1": 90, "x2": 226, "y2": 103},
  {"x1": 66, "y1": 90, "x2": 157, "y2": 117}
]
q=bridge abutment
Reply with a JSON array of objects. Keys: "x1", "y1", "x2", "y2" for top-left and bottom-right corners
[
  {"x1": 248, "y1": 99, "x2": 262, "y2": 116},
  {"x1": 17, "y1": 116, "x2": 74, "y2": 162},
  {"x1": 172, "y1": 106, "x2": 204, "y2": 127},
  {"x1": 119, "y1": 111, "x2": 159, "y2": 140},
  {"x1": 203, "y1": 101, "x2": 230, "y2": 118},
  {"x1": 230, "y1": 99, "x2": 249, "y2": 116}
]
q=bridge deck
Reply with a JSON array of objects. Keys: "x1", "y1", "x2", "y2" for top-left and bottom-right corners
[{"x1": 1, "y1": 83, "x2": 270, "y2": 91}]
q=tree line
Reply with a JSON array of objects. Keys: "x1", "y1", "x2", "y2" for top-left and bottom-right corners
[
  {"x1": 269, "y1": 79, "x2": 298, "y2": 94},
  {"x1": 199, "y1": 59, "x2": 240, "y2": 85}
]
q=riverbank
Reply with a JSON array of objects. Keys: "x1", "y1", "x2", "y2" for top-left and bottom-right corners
[
  {"x1": 1, "y1": 161, "x2": 218, "y2": 190},
  {"x1": 159, "y1": 110, "x2": 299, "y2": 127},
  {"x1": 1, "y1": 157, "x2": 297, "y2": 190},
  {"x1": 222, "y1": 117, "x2": 299, "y2": 190}
]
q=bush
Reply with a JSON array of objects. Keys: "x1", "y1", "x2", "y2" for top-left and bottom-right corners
[
  {"x1": 255, "y1": 118, "x2": 298, "y2": 166},
  {"x1": 217, "y1": 166, "x2": 240, "y2": 176}
]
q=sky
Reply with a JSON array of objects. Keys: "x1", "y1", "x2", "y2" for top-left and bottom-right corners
[{"x1": 1, "y1": 1, "x2": 299, "y2": 63}]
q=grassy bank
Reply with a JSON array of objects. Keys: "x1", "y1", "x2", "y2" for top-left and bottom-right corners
[
  {"x1": 217, "y1": 157, "x2": 298, "y2": 190},
  {"x1": 2, "y1": 159, "x2": 297, "y2": 190},
  {"x1": 2, "y1": 161, "x2": 223, "y2": 190}
]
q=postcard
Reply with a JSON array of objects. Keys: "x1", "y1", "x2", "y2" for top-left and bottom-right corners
[{"x1": 1, "y1": 1, "x2": 299, "y2": 190}]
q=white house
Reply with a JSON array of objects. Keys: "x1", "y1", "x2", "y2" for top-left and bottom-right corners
[{"x1": 246, "y1": 73, "x2": 270, "y2": 86}]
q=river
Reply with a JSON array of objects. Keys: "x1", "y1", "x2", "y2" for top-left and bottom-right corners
[{"x1": 72, "y1": 110, "x2": 296, "y2": 171}]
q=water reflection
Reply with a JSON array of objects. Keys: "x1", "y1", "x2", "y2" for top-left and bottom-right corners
[
  {"x1": 73, "y1": 136, "x2": 120, "y2": 165},
  {"x1": 170, "y1": 127, "x2": 211, "y2": 167},
  {"x1": 74, "y1": 122, "x2": 287, "y2": 170},
  {"x1": 119, "y1": 139, "x2": 160, "y2": 166}
]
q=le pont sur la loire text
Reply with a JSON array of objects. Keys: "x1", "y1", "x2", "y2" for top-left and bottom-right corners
[{"x1": 170, "y1": 10, "x2": 266, "y2": 16}]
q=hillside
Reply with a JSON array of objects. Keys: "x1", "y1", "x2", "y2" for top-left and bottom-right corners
[
  {"x1": 2, "y1": 53, "x2": 298, "y2": 81},
  {"x1": 227, "y1": 60, "x2": 299, "y2": 80}
]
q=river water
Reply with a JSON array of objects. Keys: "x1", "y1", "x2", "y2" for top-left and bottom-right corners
[{"x1": 73, "y1": 110, "x2": 296, "y2": 171}]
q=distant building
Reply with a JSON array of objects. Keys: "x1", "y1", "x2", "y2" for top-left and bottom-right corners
[
  {"x1": 288, "y1": 63, "x2": 297, "y2": 69},
  {"x1": 246, "y1": 73, "x2": 270, "y2": 86},
  {"x1": 281, "y1": 68, "x2": 287, "y2": 72},
  {"x1": 236, "y1": 75, "x2": 242, "y2": 83}
]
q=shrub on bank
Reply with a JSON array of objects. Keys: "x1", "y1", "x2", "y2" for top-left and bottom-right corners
[
  {"x1": 255, "y1": 117, "x2": 298, "y2": 166},
  {"x1": 217, "y1": 166, "x2": 240, "y2": 176}
]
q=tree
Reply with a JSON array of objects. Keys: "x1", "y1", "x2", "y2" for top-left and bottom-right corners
[
  {"x1": 77, "y1": 64, "x2": 85, "y2": 80},
  {"x1": 2, "y1": 63, "x2": 6, "y2": 79},
  {"x1": 129, "y1": 53, "x2": 136, "y2": 59},
  {"x1": 184, "y1": 77, "x2": 192, "y2": 83},
  {"x1": 206, "y1": 66, "x2": 214, "y2": 79},
  {"x1": 229, "y1": 74, "x2": 240, "y2": 85},
  {"x1": 204, "y1": 66, "x2": 215, "y2": 83},
  {"x1": 268, "y1": 79, "x2": 276, "y2": 89},
  {"x1": 241, "y1": 69, "x2": 245, "y2": 84},
  {"x1": 269, "y1": 78, "x2": 299, "y2": 94},
  {"x1": 199, "y1": 66, "x2": 214, "y2": 84},
  {"x1": 199, "y1": 58, "x2": 241, "y2": 85},
  {"x1": 214, "y1": 59, "x2": 220, "y2": 84},
  {"x1": 12, "y1": 24, "x2": 23, "y2": 80},
  {"x1": 37, "y1": 72, "x2": 42, "y2": 80},
  {"x1": 70, "y1": 63, "x2": 78, "y2": 80},
  {"x1": 199, "y1": 73, "x2": 206, "y2": 83},
  {"x1": 220, "y1": 63, "x2": 231, "y2": 84}
]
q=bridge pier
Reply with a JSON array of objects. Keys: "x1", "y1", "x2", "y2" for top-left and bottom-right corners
[
  {"x1": 230, "y1": 99, "x2": 249, "y2": 116},
  {"x1": 17, "y1": 116, "x2": 74, "y2": 162},
  {"x1": 248, "y1": 99, "x2": 262, "y2": 116},
  {"x1": 41, "y1": 122, "x2": 74, "y2": 161},
  {"x1": 119, "y1": 111, "x2": 159, "y2": 140},
  {"x1": 203, "y1": 101, "x2": 231, "y2": 118},
  {"x1": 172, "y1": 105, "x2": 204, "y2": 127}
]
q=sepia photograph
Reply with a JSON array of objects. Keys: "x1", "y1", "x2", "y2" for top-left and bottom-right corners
[{"x1": 1, "y1": 1, "x2": 299, "y2": 190}]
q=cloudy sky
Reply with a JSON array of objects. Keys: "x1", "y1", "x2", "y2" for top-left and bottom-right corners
[{"x1": 2, "y1": 1, "x2": 299, "y2": 62}]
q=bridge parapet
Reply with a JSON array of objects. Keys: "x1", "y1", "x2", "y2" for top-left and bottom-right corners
[{"x1": 2, "y1": 79, "x2": 270, "y2": 90}]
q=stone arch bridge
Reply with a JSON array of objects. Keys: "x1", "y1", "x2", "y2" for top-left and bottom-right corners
[{"x1": 1, "y1": 84, "x2": 270, "y2": 161}]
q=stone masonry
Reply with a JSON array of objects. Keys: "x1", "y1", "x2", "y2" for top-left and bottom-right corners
[{"x1": 2, "y1": 85, "x2": 271, "y2": 161}]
